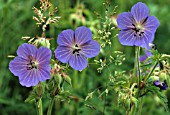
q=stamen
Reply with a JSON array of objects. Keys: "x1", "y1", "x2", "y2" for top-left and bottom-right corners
[
  {"x1": 131, "y1": 23, "x2": 145, "y2": 37},
  {"x1": 72, "y1": 44, "x2": 81, "y2": 55},
  {"x1": 142, "y1": 17, "x2": 148, "y2": 24},
  {"x1": 132, "y1": 24, "x2": 135, "y2": 27},
  {"x1": 26, "y1": 55, "x2": 38, "y2": 70}
]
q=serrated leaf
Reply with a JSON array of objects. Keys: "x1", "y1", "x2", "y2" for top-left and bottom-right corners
[{"x1": 156, "y1": 91, "x2": 169, "y2": 113}]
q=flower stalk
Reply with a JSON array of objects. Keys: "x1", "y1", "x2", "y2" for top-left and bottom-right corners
[
  {"x1": 144, "y1": 60, "x2": 159, "y2": 82},
  {"x1": 47, "y1": 97, "x2": 55, "y2": 115},
  {"x1": 37, "y1": 98, "x2": 43, "y2": 115},
  {"x1": 136, "y1": 46, "x2": 141, "y2": 95},
  {"x1": 130, "y1": 46, "x2": 142, "y2": 115}
]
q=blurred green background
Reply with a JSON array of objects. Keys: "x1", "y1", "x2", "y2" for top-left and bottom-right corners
[{"x1": 1, "y1": 0, "x2": 170, "y2": 115}]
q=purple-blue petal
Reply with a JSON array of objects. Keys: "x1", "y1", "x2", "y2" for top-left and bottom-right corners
[
  {"x1": 19, "y1": 66, "x2": 50, "y2": 87},
  {"x1": 9, "y1": 57, "x2": 28, "y2": 76},
  {"x1": 154, "y1": 81, "x2": 168, "y2": 90},
  {"x1": 17, "y1": 43, "x2": 37, "y2": 60},
  {"x1": 154, "y1": 80, "x2": 160, "y2": 85},
  {"x1": 145, "y1": 48, "x2": 152, "y2": 57},
  {"x1": 36, "y1": 46, "x2": 52, "y2": 64},
  {"x1": 140, "y1": 55, "x2": 147, "y2": 62},
  {"x1": 37, "y1": 67, "x2": 50, "y2": 82},
  {"x1": 144, "y1": 16, "x2": 160, "y2": 33},
  {"x1": 75, "y1": 26, "x2": 92, "y2": 45},
  {"x1": 69, "y1": 54, "x2": 87, "y2": 71},
  {"x1": 57, "y1": 29, "x2": 74, "y2": 47},
  {"x1": 161, "y1": 82, "x2": 168, "y2": 90},
  {"x1": 142, "y1": 31, "x2": 154, "y2": 48},
  {"x1": 55, "y1": 46, "x2": 72, "y2": 63},
  {"x1": 80, "y1": 40, "x2": 100, "y2": 58},
  {"x1": 19, "y1": 70, "x2": 39, "y2": 87},
  {"x1": 118, "y1": 29, "x2": 136, "y2": 46},
  {"x1": 131, "y1": 2, "x2": 149, "y2": 23},
  {"x1": 117, "y1": 12, "x2": 135, "y2": 30},
  {"x1": 134, "y1": 35, "x2": 145, "y2": 47}
]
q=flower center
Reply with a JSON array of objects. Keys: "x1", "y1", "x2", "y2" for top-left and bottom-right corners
[
  {"x1": 72, "y1": 44, "x2": 81, "y2": 56},
  {"x1": 26, "y1": 55, "x2": 39, "y2": 70},
  {"x1": 136, "y1": 24, "x2": 144, "y2": 30},
  {"x1": 132, "y1": 23, "x2": 145, "y2": 37}
]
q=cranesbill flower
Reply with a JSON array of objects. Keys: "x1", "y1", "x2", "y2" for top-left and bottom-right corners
[
  {"x1": 9, "y1": 43, "x2": 52, "y2": 87},
  {"x1": 154, "y1": 80, "x2": 168, "y2": 90},
  {"x1": 55, "y1": 26, "x2": 100, "y2": 71},
  {"x1": 117, "y1": 2, "x2": 159, "y2": 48}
]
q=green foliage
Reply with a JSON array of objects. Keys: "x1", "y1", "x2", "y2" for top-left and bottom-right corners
[{"x1": 1, "y1": 0, "x2": 170, "y2": 115}]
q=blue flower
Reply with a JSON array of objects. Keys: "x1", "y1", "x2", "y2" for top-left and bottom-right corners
[
  {"x1": 117, "y1": 2, "x2": 159, "y2": 48},
  {"x1": 154, "y1": 80, "x2": 168, "y2": 90},
  {"x1": 55, "y1": 26, "x2": 100, "y2": 71},
  {"x1": 9, "y1": 43, "x2": 52, "y2": 87}
]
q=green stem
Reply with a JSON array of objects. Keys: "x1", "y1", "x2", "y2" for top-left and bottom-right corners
[
  {"x1": 133, "y1": 55, "x2": 137, "y2": 78},
  {"x1": 38, "y1": 98, "x2": 43, "y2": 115},
  {"x1": 130, "y1": 47, "x2": 141, "y2": 115},
  {"x1": 130, "y1": 105, "x2": 136, "y2": 115},
  {"x1": 137, "y1": 97, "x2": 144, "y2": 115},
  {"x1": 102, "y1": 83, "x2": 108, "y2": 115},
  {"x1": 144, "y1": 60, "x2": 159, "y2": 82},
  {"x1": 35, "y1": 100, "x2": 39, "y2": 115},
  {"x1": 47, "y1": 97, "x2": 55, "y2": 115},
  {"x1": 136, "y1": 47, "x2": 141, "y2": 93},
  {"x1": 73, "y1": 70, "x2": 78, "y2": 89}
]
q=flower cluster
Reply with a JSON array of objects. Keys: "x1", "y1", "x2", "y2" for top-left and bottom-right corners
[{"x1": 9, "y1": 26, "x2": 100, "y2": 87}]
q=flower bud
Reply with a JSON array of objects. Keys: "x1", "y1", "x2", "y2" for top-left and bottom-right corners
[{"x1": 36, "y1": 37, "x2": 50, "y2": 48}]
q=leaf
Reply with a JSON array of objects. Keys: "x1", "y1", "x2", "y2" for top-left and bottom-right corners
[
  {"x1": 25, "y1": 93, "x2": 37, "y2": 103},
  {"x1": 156, "y1": 91, "x2": 169, "y2": 114},
  {"x1": 64, "y1": 75, "x2": 72, "y2": 86},
  {"x1": 125, "y1": 99, "x2": 131, "y2": 109},
  {"x1": 165, "y1": 73, "x2": 170, "y2": 88},
  {"x1": 146, "y1": 85, "x2": 169, "y2": 113},
  {"x1": 131, "y1": 96, "x2": 138, "y2": 108},
  {"x1": 56, "y1": 90, "x2": 71, "y2": 102}
]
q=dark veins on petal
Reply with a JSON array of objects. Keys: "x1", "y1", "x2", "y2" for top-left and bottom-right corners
[{"x1": 26, "y1": 55, "x2": 38, "y2": 70}]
